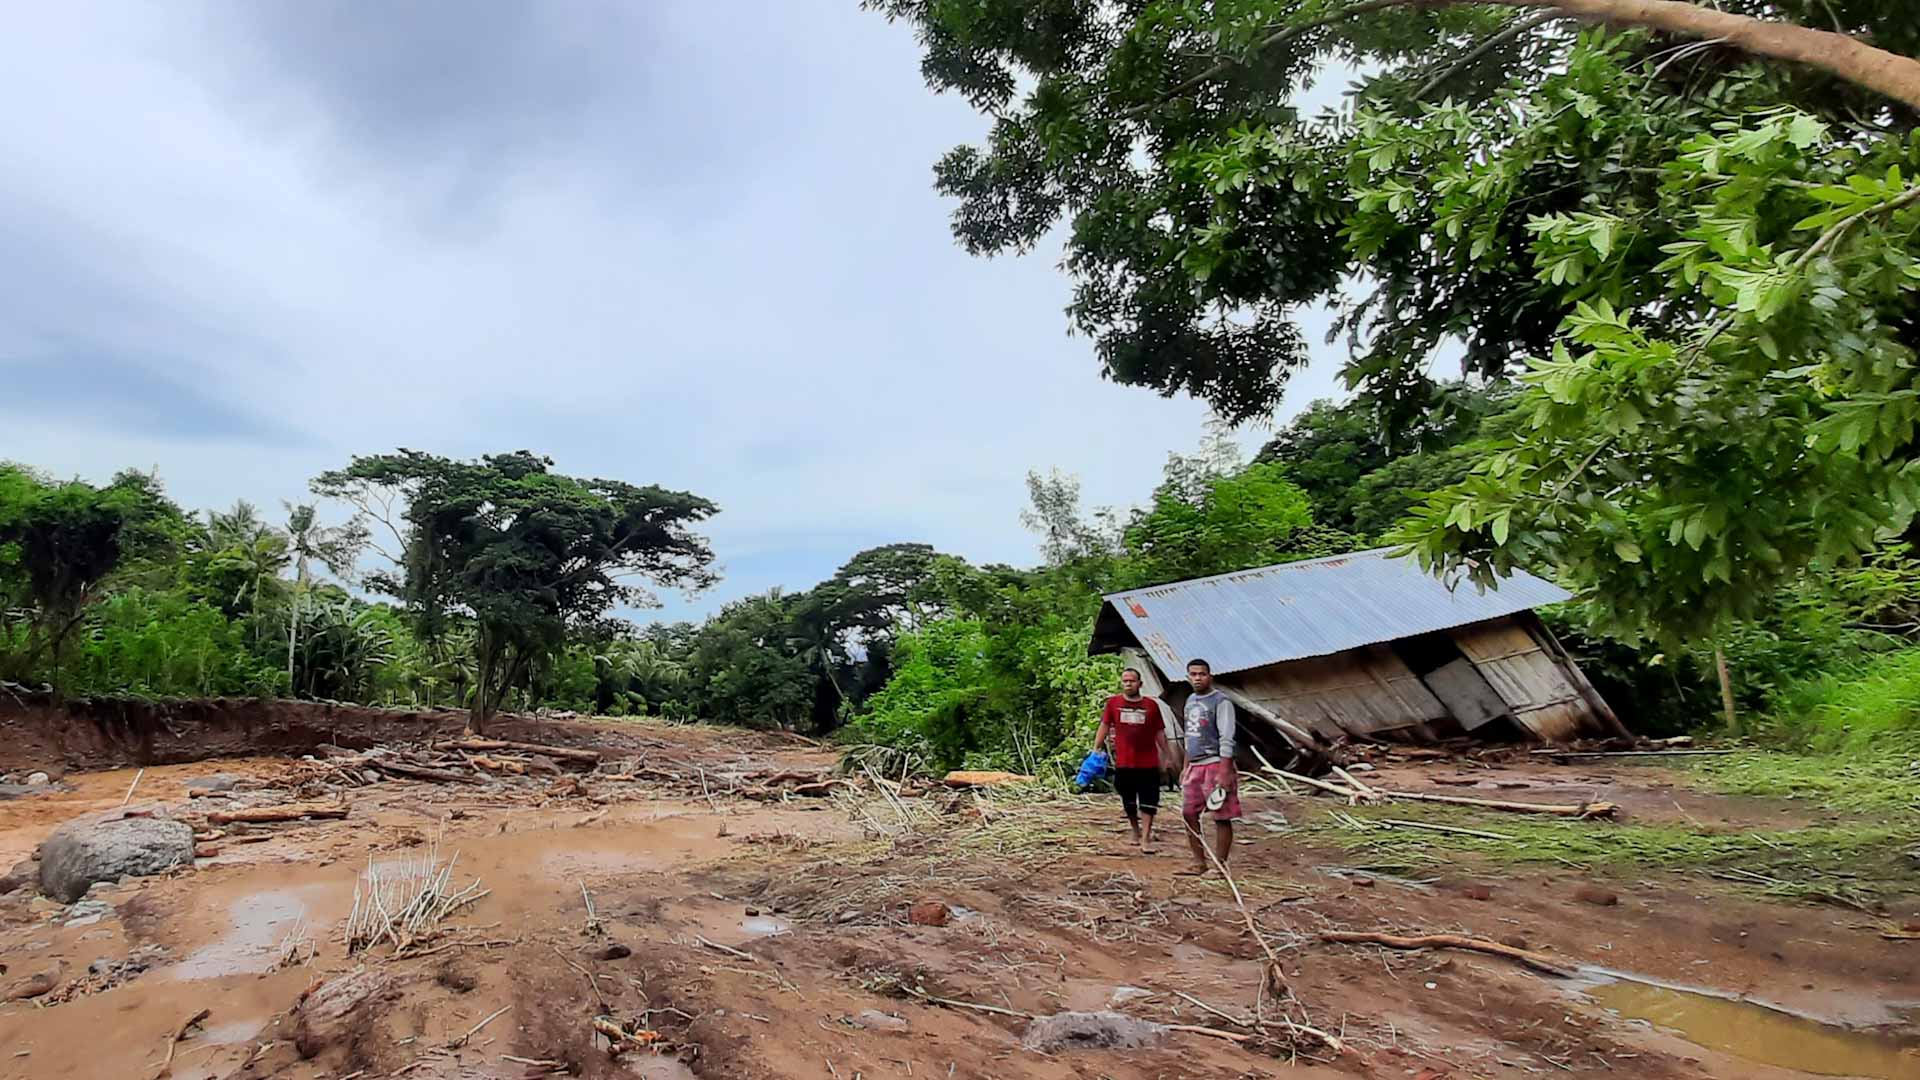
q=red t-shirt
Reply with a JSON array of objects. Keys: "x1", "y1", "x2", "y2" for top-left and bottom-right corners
[{"x1": 1102, "y1": 695, "x2": 1169, "y2": 769}]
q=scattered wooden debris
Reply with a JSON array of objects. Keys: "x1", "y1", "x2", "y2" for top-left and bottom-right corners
[
  {"x1": 344, "y1": 848, "x2": 489, "y2": 955},
  {"x1": 370, "y1": 760, "x2": 483, "y2": 786},
  {"x1": 1257, "y1": 763, "x2": 1617, "y2": 818},
  {"x1": 1318, "y1": 930, "x2": 1574, "y2": 977},
  {"x1": 446, "y1": 738, "x2": 600, "y2": 768}
]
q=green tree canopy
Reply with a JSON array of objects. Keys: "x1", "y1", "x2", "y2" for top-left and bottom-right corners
[
  {"x1": 0, "y1": 464, "x2": 189, "y2": 694},
  {"x1": 879, "y1": 1, "x2": 1920, "y2": 644},
  {"x1": 313, "y1": 450, "x2": 718, "y2": 732}
]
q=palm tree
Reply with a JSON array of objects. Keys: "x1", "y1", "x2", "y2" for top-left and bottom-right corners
[
  {"x1": 283, "y1": 502, "x2": 368, "y2": 692},
  {"x1": 204, "y1": 501, "x2": 290, "y2": 641}
]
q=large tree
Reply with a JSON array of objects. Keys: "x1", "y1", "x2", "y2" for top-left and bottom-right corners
[
  {"x1": 878, "y1": 1, "x2": 1920, "y2": 642},
  {"x1": 313, "y1": 450, "x2": 718, "y2": 733}
]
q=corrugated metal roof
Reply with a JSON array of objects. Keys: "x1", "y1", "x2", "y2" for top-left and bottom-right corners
[{"x1": 1093, "y1": 548, "x2": 1570, "y2": 679}]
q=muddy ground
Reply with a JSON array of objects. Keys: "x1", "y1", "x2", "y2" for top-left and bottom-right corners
[{"x1": 1, "y1": 708, "x2": 1916, "y2": 1080}]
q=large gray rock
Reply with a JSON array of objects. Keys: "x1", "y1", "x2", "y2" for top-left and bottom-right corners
[{"x1": 38, "y1": 817, "x2": 195, "y2": 902}]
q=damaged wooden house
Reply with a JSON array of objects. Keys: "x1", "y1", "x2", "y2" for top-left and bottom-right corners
[{"x1": 1088, "y1": 548, "x2": 1627, "y2": 761}]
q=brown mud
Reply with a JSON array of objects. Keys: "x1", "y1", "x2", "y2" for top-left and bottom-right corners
[{"x1": 0, "y1": 704, "x2": 1916, "y2": 1079}]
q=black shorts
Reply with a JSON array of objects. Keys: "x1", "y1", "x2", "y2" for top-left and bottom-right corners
[{"x1": 1115, "y1": 767, "x2": 1162, "y2": 816}]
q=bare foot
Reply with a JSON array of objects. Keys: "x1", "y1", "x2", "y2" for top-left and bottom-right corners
[{"x1": 1173, "y1": 865, "x2": 1210, "y2": 877}]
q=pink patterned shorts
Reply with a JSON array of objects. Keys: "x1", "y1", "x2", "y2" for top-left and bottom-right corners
[{"x1": 1181, "y1": 760, "x2": 1242, "y2": 822}]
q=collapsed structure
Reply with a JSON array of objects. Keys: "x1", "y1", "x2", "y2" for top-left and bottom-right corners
[{"x1": 1088, "y1": 549, "x2": 1626, "y2": 758}]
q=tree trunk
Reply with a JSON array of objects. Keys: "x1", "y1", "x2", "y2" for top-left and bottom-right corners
[
  {"x1": 1485, "y1": 0, "x2": 1920, "y2": 113},
  {"x1": 470, "y1": 631, "x2": 497, "y2": 736},
  {"x1": 1713, "y1": 646, "x2": 1737, "y2": 734}
]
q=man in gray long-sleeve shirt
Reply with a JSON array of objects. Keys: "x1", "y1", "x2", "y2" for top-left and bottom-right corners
[{"x1": 1177, "y1": 657, "x2": 1241, "y2": 877}]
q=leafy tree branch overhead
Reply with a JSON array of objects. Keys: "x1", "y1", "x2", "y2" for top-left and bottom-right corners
[{"x1": 874, "y1": 0, "x2": 1920, "y2": 644}]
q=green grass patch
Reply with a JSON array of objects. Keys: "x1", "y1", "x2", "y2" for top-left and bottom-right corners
[
  {"x1": 1753, "y1": 647, "x2": 1920, "y2": 752},
  {"x1": 1295, "y1": 802, "x2": 1918, "y2": 909},
  {"x1": 1686, "y1": 744, "x2": 1920, "y2": 815}
]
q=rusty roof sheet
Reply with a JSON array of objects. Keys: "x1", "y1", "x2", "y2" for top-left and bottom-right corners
[{"x1": 1094, "y1": 548, "x2": 1570, "y2": 679}]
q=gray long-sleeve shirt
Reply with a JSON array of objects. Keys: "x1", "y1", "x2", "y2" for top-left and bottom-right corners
[{"x1": 1183, "y1": 690, "x2": 1237, "y2": 763}]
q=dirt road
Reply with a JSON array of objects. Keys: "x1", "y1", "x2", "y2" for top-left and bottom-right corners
[{"x1": 1, "y1": 713, "x2": 1915, "y2": 1079}]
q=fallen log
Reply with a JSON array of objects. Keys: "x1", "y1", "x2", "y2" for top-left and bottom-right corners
[
  {"x1": 1318, "y1": 930, "x2": 1574, "y2": 977},
  {"x1": 208, "y1": 805, "x2": 349, "y2": 825},
  {"x1": 1382, "y1": 790, "x2": 1618, "y2": 819},
  {"x1": 464, "y1": 754, "x2": 527, "y2": 776},
  {"x1": 942, "y1": 770, "x2": 1033, "y2": 789},
  {"x1": 371, "y1": 760, "x2": 484, "y2": 785},
  {"x1": 447, "y1": 738, "x2": 600, "y2": 766}
]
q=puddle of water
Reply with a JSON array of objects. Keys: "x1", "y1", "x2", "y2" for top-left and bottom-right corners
[
  {"x1": 170, "y1": 886, "x2": 333, "y2": 981},
  {"x1": 199, "y1": 1017, "x2": 266, "y2": 1046},
  {"x1": 1588, "y1": 979, "x2": 1920, "y2": 1079},
  {"x1": 740, "y1": 915, "x2": 791, "y2": 937}
]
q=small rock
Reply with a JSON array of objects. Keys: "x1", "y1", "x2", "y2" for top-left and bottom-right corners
[
  {"x1": 1573, "y1": 884, "x2": 1619, "y2": 907},
  {"x1": 361, "y1": 770, "x2": 383, "y2": 785},
  {"x1": 195, "y1": 844, "x2": 222, "y2": 859},
  {"x1": 1499, "y1": 934, "x2": 1530, "y2": 950},
  {"x1": 185, "y1": 775, "x2": 239, "y2": 792},
  {"x1": 1022, "y1": 1011, "x2": 1165, "y2": 1053},
  {"x1": 1108, "y1": 986, "x2": 1154, "y2": 1007},
  {"x1": 1460, "y1": 883, "x2": 1494, "y2": 902},
  {"x1": 1350, "y1": 876, "x2": 1376, "y2": 888},
  {"x1": 853, "y1": 1009, "x2": 910, "y2": 1032},
  {"x1": 25, "y1": 772, "x2": 49, "y2": 787},
  {"x1": 435, "y1": 961, "x2": 479, "y2": 994},
  {"x1": 62, "y1": 899, "x2": 115, "y2": 927},
  {"x1": 4, "y1": 965, "x2": 61, "y2": 1001},
  {"x1": 908, "y1": 901, "x2": 952, "y2": 927},
  {"x1": 595, "y1": 943, "x2": 632, "y2": 961},
  {"x1": 835, "y1": 910, "x2": 860, "y2": 925},
  {"x1": 0, "y1": 859, "x2": 36, "y2": 895},
  {"x1": 745, "y1": 907, "x2": 760, "y2": 917},
  {"x1": 294, "y1": 969, "x2": 395, "y2": 1058}
]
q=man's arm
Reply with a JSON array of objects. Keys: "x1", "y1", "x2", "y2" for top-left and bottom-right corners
[
  {"x1": 1154, "y1": 697, "x2": 1184, "y2": 771},
  {"x1": 1092, "y1": 701, "x2": 1113, "y2": 755},
  {"x1": 1217, "y1": 699, "x2": 1238, "y2": 763}
]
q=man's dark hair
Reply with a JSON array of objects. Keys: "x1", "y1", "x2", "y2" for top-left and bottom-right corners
[
  {"x1": 1121, "y1": 666, "x2": 1141, "y2": 678},
  {"x1": 1186, "y1": 658, "x2": 1211, "y2": 673}
]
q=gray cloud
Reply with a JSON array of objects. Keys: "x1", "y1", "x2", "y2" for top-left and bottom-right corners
[{"x1": 0, "y1": 1, "x2": 1349, "y2": 621}]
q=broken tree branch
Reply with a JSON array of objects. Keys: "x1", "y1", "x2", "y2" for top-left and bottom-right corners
[
  {"x1": 155, "y1": 1007, "x2": 211, "y2": 1078},
  {"x1": 1319, "y1": 930, "x2": 1574, "y2": 977}
]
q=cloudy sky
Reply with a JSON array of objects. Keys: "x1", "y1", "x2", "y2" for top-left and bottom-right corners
[{"x1": 1, "y1": 2, "x2": 1352, "y2": 623}]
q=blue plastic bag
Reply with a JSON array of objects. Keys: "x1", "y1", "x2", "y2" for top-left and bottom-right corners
[{"x1": 1073, "y1": 749, "x2": 1110, "y2": 790}]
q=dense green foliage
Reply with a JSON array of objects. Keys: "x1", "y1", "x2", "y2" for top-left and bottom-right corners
[{"x1": 876, "y1": 0, "x2": 1920, "y2": 656}]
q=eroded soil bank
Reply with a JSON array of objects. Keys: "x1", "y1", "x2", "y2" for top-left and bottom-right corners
[{"x1": 1, "y1": 711, "x2": 1916, "y2": 1080}]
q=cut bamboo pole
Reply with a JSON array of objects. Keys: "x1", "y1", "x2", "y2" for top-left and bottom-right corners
[{"x1": 1381, "y1": 789, "x2": 1618, "y2": 819}]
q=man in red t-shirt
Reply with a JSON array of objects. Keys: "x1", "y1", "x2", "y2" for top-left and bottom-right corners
[{"x1": 1092, "y1": 668, "x2": 1182, "y2": 852}]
